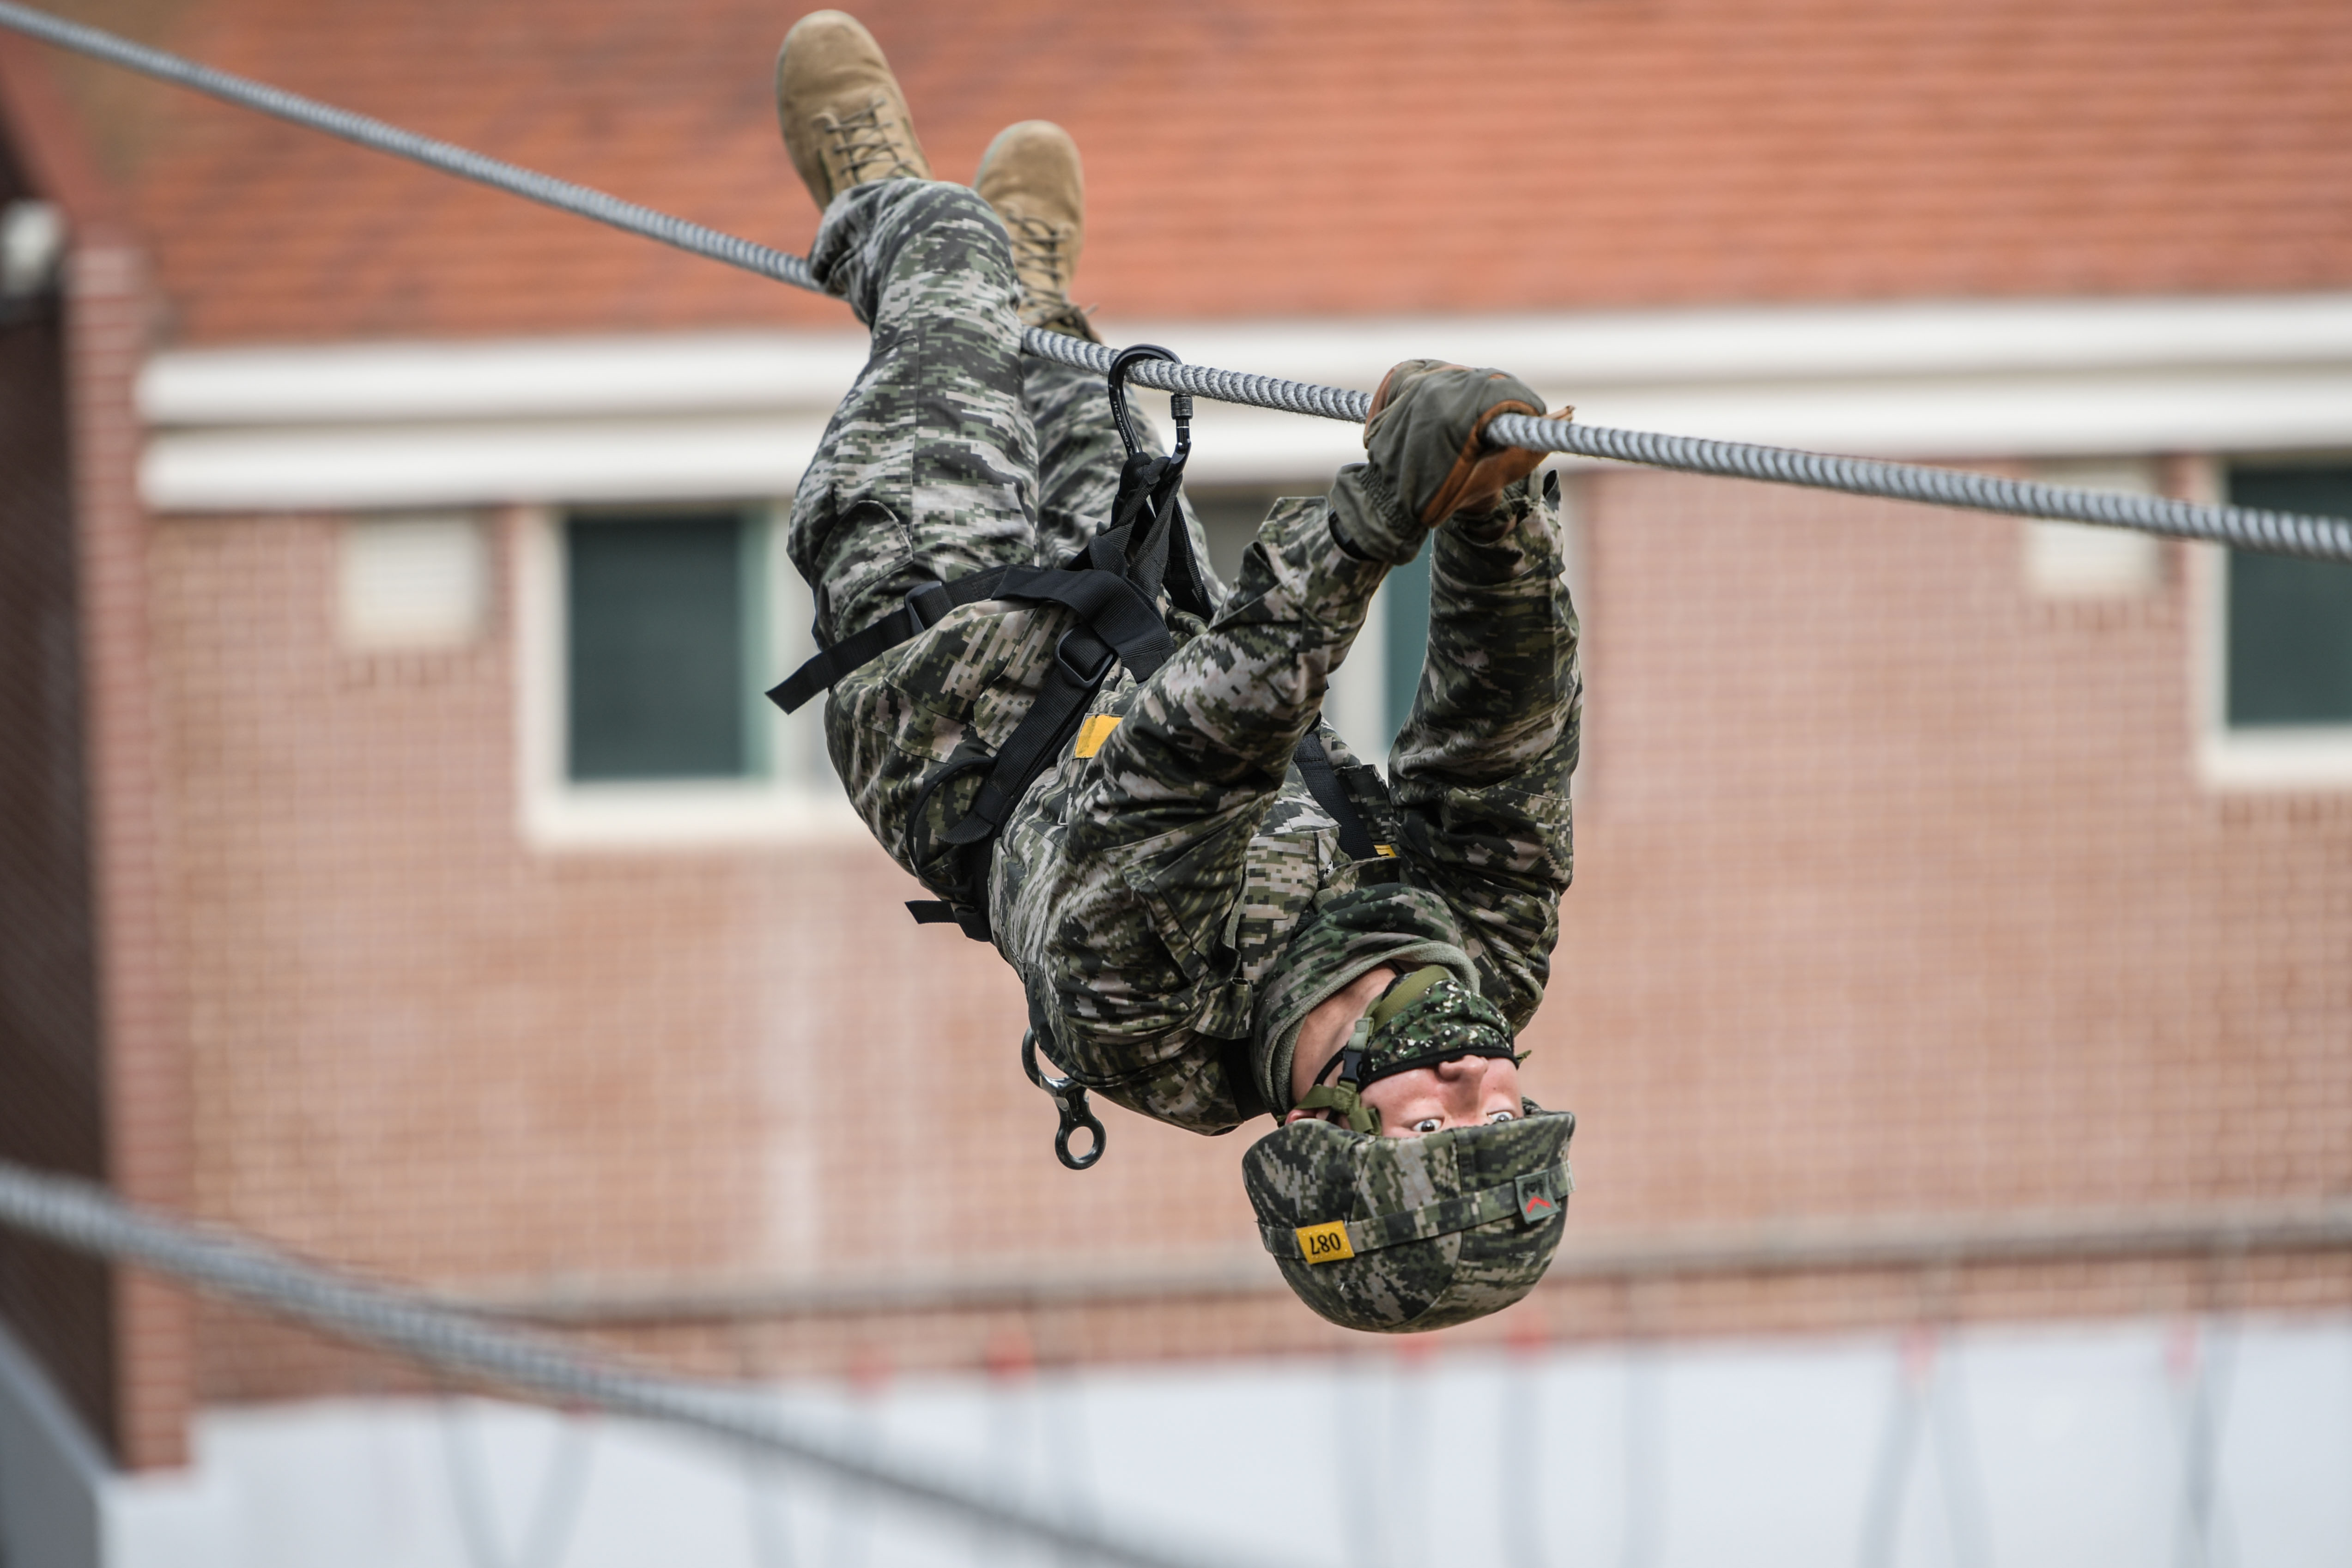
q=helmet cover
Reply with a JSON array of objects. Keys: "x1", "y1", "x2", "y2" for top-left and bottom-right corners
[{"x1": 1243, "y1": 1105, "x2": 1575, "y2": 1333}]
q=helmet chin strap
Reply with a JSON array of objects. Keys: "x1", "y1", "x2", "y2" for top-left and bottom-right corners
[{"x1": 1294, "y1": 1012, "x2": 1382, "y2": 1133}]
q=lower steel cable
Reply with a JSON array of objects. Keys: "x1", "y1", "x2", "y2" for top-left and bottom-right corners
[{"x1": 0, "y1": 1157, "x2": 1260, "y2": 1568}]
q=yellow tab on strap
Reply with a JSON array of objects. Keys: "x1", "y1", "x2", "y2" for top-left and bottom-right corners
[
  {"x1": 1373, "y1": 843, "x2": 1396, "y2": 857},
  {"x1": 1073, "y1": 714, "x2": 1122, "y2": 758},
  {"x1": 1295, "y1": 1221, "x2": 1355, "y2": 1265}
]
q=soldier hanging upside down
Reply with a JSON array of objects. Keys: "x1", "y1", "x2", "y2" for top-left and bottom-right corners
[{"x1": 771, "y1": 12, "x2": 1584, "y2": 1332}]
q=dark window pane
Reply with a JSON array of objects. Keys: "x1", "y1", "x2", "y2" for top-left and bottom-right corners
[
  {"x1": 2225, "y1": 467, "x2": 2352, "y2": 728},
  {"x1": 1380, "y1": 550, "x2": 1433, "y2": 757},
  {"x1": 567, "y1": 514, "x2": 747, "y2": 780}
]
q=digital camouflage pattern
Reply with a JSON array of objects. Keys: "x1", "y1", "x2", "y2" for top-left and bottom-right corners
[
  {"x1": 1349, "y1": 970, "x2": 1518, "y2": 1088},
  {"x1": 1243, "y1": 1108, "x2": 1577, "y2": 1332},
  {"x1": 788, "y1": 175, "x2": 1582, "y2": 1148}
]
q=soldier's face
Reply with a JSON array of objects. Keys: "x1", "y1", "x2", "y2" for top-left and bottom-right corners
[
  {"x1": 1286, "y1": 963, "x2": 1526, "y2": 1135},
  {"x1": 1355, "y1": 1053, "x2": 1523, "y2": 1138}
]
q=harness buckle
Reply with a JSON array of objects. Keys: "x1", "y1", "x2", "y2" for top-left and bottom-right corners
[
  {"x1": 1055, "y1": 628, "x2": 1115, "y2": 685},
  {"x1": 903, "y1": 580, "x2": 952, "y2": 631}
]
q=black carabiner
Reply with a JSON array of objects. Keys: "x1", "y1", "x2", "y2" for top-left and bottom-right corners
[
  {"x1": 1106, "y1": 343, "x2": 1192, "y2": 473},
  {"x1": 1022, "y1": 1028, "x2": 1106, "y2": 1171},
  {"x1": 1100, "y1": 343, "x2": 1212, "y2": 616}
]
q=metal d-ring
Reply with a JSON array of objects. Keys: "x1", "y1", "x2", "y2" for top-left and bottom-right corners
[{"x1": 1022, "y1": 1028, "x2": 1106, "y2": 1171}]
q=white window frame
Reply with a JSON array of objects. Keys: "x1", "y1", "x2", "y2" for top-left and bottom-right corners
[
  {"x1": 2191, "y1": 453, "x2": 2352, "y2": 790},
  {"x1": 513, "y1": 502, "x2": 861, "y2": 848}
]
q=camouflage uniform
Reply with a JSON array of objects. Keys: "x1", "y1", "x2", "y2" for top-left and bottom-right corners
[{"x1": 789, "y1": 180, "x2": 1581, "y2": 1135}]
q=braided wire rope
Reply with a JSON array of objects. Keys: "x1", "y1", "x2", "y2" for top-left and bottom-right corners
[
  {"x1": 0, "y1": 1157, "x2": 1254, "y2": 1568},
  {"x1": 4, "y1": 0, "x2": 2348, "y2": 562},
  {"x1": 1484, "y1": 414, "x2": 2352, "y2": 561}
]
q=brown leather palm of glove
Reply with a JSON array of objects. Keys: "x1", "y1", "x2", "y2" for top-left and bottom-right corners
[{"x1": 1367, "y1": 359, "x2": 1564, "y2": 527}]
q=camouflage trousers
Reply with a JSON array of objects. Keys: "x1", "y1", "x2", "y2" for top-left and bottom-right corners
[
  {"x1": 788, "y1": 179, "x2": 1218, "y2": 642},
  {"x1": 786, "y1": 179, "x2": 1263, "y2": 887}
]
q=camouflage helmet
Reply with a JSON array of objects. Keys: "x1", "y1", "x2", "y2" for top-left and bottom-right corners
[
  {"x1": 1243, "y1": 967, "x2": 1575, "y2": 1333},
  {"x1": 1244, "y1": 1104, "x2": 1575, "y2": 1333}
]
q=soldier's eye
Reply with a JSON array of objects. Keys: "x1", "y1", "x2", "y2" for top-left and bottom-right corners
[
  {"x1": 1487, "y1": 1109, "x2": 1516, "y2": 1124},
  {"x1": 1411, "y1": 1117, "x2": 1443, "y2": 1134}
]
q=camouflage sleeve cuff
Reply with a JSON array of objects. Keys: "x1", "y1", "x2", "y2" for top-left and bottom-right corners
[
  {"x1": 1326, "y1": 462, "x2": 1425, "y2": 565},
  {"x1": 1442, "y1": 473, "x2": 1542, "y2": 549}
]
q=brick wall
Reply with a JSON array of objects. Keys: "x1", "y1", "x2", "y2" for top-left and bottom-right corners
[
  {"x1": 148, "y1": 461, "x2": 2352, "y2": 1405},
  {"x1": 149, "y1": 511, "x2": 1259, "y2": 1293},
  {"x1": 1556, "y1": 466, "x2": 2351, "y2": 1233},
  {"x1": 71, "y1": 241, "x2": 196, "y2": 1476}
]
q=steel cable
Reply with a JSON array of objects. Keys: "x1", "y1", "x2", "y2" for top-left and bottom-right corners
[
  {"x1": 1487, "y1": 415, "x2": 2352, "y2": 560},
  {"x1": 0, "y1": 1158, "x2": 1255, "y2": 1568},
  {"x1": 3, "y1": 0, "x2": 2347, "y2": 561}
]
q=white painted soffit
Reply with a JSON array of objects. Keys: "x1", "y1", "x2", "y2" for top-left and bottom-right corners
[
  {"x1": 149, "y1": 414, "x2": 841, "y2": 513},
  {"x1": 139, "y1": 292, "x2": 2352, "y2": 512},
  {"x1": 141, "y1": 328, "x2": 876, "y2": 425}
]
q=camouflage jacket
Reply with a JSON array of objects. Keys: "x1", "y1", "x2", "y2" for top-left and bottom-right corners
[{"x1": 988, "y1": 476, "x2": 1581, "y2": 1135}]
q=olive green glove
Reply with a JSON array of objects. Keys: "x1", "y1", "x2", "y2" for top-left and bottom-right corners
[
  {"x1": 1327, "y1": 361, "x2": 1570, "y2": 563},
  {"x1": 1371, "y1": 358, "x2": 1564, "y2": 521}
]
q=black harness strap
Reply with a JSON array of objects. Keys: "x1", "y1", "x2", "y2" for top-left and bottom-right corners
[
  {"x1": 986, "y1": 563, "x2": 1177, "y2": 678},
  {"x1": 1293, "y1": 729, "x2": 1384, "y2": 861},
  {"x1": 771, "y1": 342, "x2": 1400, "y2": 948},
  {"x1": 771, "y1": 575, "x2": 989, "y2": 714},
  {"x1": 906, "y1": 896, "x2": 988, "y2": 937},
  {"x1": 942, "y1": 630, "x2": 1110, "y2": 848},
  {"x1": 908, "y1": 719, "x2": 1390, "y2": 938},
  {"x1": 765, "y1": 549, "x2": 1176, "y2": 720}
]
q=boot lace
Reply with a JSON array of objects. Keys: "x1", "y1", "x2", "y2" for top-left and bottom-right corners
[
  {"x1": 818, "y1": 98, "x2": 922, "y2": 188},
  {"x1": 1002, "y1": 210, "x2": 1093, "y2": 337}
]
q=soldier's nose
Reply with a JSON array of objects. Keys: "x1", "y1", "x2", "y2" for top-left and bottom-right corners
[{"x1": 1433, "y1": 1057, "x2": 1489, "y2": 1112}]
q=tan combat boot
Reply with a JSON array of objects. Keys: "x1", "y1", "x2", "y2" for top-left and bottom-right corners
[
  {"x1": 973, "y1": 120, "x2": 1099, "y2": 342},
  {"x1": 775, "y1": 11, "x2": 932, "y2": 212}
]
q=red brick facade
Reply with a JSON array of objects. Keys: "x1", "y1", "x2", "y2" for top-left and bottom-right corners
[
  {"x1": 157, "y1": 466, "x2": 2352, "y2": 1406},
  {"x1": 1562, "y1": 466, "x2": 2351, "y2": 1224}
]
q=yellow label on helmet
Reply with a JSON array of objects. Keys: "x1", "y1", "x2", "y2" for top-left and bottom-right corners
[
  {"x1": 1073, "y1": 714, "x2": 1122, "y2": 758},
  {"x1": 1295, "y1": 1221, "x2": 1355, "y2": 1265}
]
